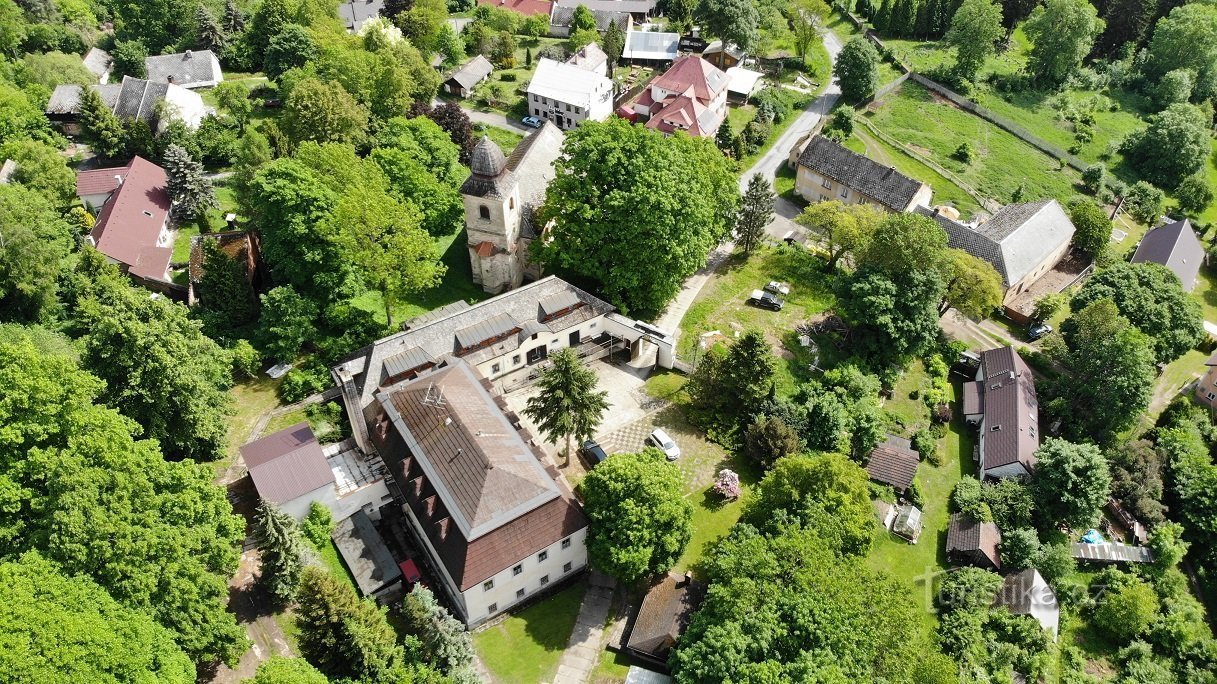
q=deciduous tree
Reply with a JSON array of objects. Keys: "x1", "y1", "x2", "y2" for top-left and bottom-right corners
[
  {"x1": 111, "y1": 38, "x2": 148, "y2": 78},
  {"x1": 744, "y1": 414, "x2": 803, "y2": 469},
  {"x1": 789, "y1": 0, "x2": 829, "y2": 64},
  {"x1": 695, "y1": 0, "x2": 760, "y2": 56},
  {"x1": 1031, "y1": 438, "x2": 1111, "y2": 528},
  {"x1": 265, "y1": 23, "x2": 317, "y2": 80},
  {"x1": 1023, "y1": 0, "x2": 1104, "y2": 87},
  {"x1": 1144, "y1": 3, "x2": 1217, "y2": 93},
  {"x1": 1122, "y1": 181, "x2": 1165, "y2": 226},
  {"x1": 0, "y1": 184, "x2": 73, "y2": 321},
  {"x1": 257, "y1": 285, "x2": 320, "y2": 363},
  {"x1": 943, "y1": 248, "x2": 1003, "y2": 319},
  {"x1": 579, "y1": 450, "x2": 693, "y2": 583},
  {"x1": 537, "y1": 118, "x2": 738, "y2": 316},
  {"x1": 835, "y1": 36, "x2": 880, "y2": 102},
  {"x1": 945, "y1": 0, "x2": 1003, "y2": 82},
  {"x1": 1094, "y1": 576, "x2": 1159, "y2": 641},
  {"x1": 522, "y1": 348, "x2": 610, "y2": 462},
  {"x1": 1067, "y1": 197, "x2": 1111, "y2": 257},
  {"x1": 1122, "y1": 104, "x2": 1211, "y2": 190},
  {"x1": 1175, "y1": 175, "x2": 1214, "y2": 217},
  {"x1": 797, "y1": 199, "x2": 884, "y2": 271},
  {"x1": 282, "y1": 78, "x2": 370, "y2": 147},
  {"x1": 247, "y1": 657, "x2": 330, "y2": 684}
]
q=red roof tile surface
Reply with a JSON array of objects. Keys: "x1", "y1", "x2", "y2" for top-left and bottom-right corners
[
  {"x1": 82, "y1": 156, "x2": 173, "y2": 282},
  {"x1": 476, "y1": 0, "x2": 552, "y2": 15},
  {"x1": 650, "y1": 56, "x2": 727, "y2": 103},
  {"x1": 242, "y1": 423, "x2": 336, "y2": 504},
  {"x1": 75, "y1": 167, "x2": 125, "y2": 196},
  {"x1": 865, "y1": 435, "x2": 919, "y2": 491}
]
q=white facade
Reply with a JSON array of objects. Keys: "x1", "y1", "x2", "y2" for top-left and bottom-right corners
[
  {"x1": 279, "y1": 479, "x2": 392, "y2": 522},
  {"x1": 526, "y1": 58, "x2": 613, "y2": 130},
  {"x1": 461, "y1": 527, "x2": 588, "y2": 623},
  {"x1": 160, "y1": 86, "x2": 207, "y2": 131}
]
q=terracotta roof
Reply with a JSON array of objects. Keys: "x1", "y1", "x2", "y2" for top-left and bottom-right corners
[
  {"x1": 646, "y1": 92, "x2": 721, "y2": 137},
  {"x1": 650, "y1": 56, "x2": 727, "y2": 104},
  {"x1": 82, "y1": 156, "x2": 174, "y2": 282},
  {"x1": 977, "y1": 346, "x2": 1039, "y2": 473},
  {"x1": 474, "y1": 240, "x2": 496, "y2": 257},
  {"x1": 1131, "y1": 217, "x2": 1205, "y2": 292},
  {"x1": 865, "y1": 435, "x2": 919, "y2": 491},
  {"x1": 242, "y1": 423, "x2": 336, "y2": 504},
  {"x1": 946, "y1": 513, "x2": 1001, "y2": 569},
  {"x1": 476, "y1": 0, "x2": 552, "y2": 15},
  {"x1": 626, "y1": 573, "x2": 706, "y2": 661},
  {"x1": 798, "y1": 135, "x2": 928, "y2": 212},
  {"x1": 75, "y1": 167, "x2": 125, "y2": 197}
]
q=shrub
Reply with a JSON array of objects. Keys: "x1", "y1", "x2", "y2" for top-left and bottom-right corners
[
  {"x1": 230, "y1": 339, "x2": 262, "y2": 380},
  {"x1": 1000, "y1": 528, "x2": 1041, "y2": 570},
  {"x1": 752, "y1": 88, "x2": 794, "y2": 123},
  {"x1": 951, "y1": 479, "x2": 992, "y2": 521},
  {"x1": 1081, "y1": 163, "x2": 1106, "y2": 193},
  {"x1": 301, "y1": 502, "x2": 334, "y2": 549},
  {"x1": 911, "y1": 428, "x2": 936, "y2": 461},
  {"x1": 953, "y1": 142, "x2": 976, "y2": 163},
  {"x1": 280, "y1": 360, "x2": 330, "y2": 403},
  {"x1": 499, "y1": 72, "x2": 517, "y2": 82}
]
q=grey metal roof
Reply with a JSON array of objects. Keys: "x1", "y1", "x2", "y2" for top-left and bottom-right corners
[
  {"x1": 447, "y1": 54, "x2": 494, "y2": 91},
  {"x1": 550, "y1": 5, "x2": 630, "y2": 30},
  {"x1": 384, "y1": 347, "x2": 436, "y2": 377},
  {"x1": 332, "y1": 510, "x2": 403, "y2": 597},
  {"x1": 1070, "y1": 542, "x2": 1153, "y2": 563},
  {"x1": 797, "y1": 135, "x2": 927, "y2": 212},
  {"x1": 568, "y1": 43, "x2": 609, "y2": 72},
  {"x1": 1131, "y1": 217, "x2": 1205, "y2": 292},
  {"x1": 377, "y1": 360, "x2": 561, "y2": 540},
  {"x1": 504, "y1": 121, "x2": 564, "y2": 238},
  {"x1": 83, "y1": 48, "x2": 111, "y2": 80},
  {"x1": 336, "y1": 277, "x2": 614, "y2": 408},
  {"x1": 145, "y1": 50, "x2": 221, "y2": 86},
  {"x1": 339, "y1": 0, "x2": 384, "y2": 31},
  {"x1": 622, "y1": 30, "x2": 679, "y2": 60},
  {"x1": 405, "y1": 300, "x2": 472, "y2": 329},
  {"x1": 540, "y1": 290, "x2": 582, "y2": 317},
  {"x1": 454, "y1": 312, "x2": 522, "y2": 350}
]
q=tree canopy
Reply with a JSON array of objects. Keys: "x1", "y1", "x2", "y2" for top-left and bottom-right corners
[
  {"x1": 945, "y1": 0, "x2": 1004, "y2": 82},
  {"x1": 796, "y1": 199, "x2": 884, "y2": 272},
  {"x1": 1067, "y1": 197, "x2": 1112, "y2": 257},
  {"x1": 1031, "y1": 438, "x2": 1112, "y2": 529},
  {"x1": 835, "y1": 36, "x2": 880, "y2": 102},
  {"x1": 522, "y1": 347, "x2": 609, "y2": 462},
  {"x1": 1023, "y1": 0, "x2": 1104, "y2": 86},
  {"x1": 537, "y1": 118, "x2": 738, "y2": 317},
  {"x1": 944, "y1": 248, "x2": 1003, "y2": 320},
  {"x1": 1122, "y1": 104, "x2": 1212, "y2": 190},
  {"x1": 695, "y1": 0, "x2": 760, "y2": 54},
  {"x1": 578, "y1": 449, "x2": 693, "y2": 583},
  {"x1": 1069, "y1": 261, "x2": 1203, "y2": 363},
  {"x1": 0, "y1": 183, "x2": 73, "y2": 322}
]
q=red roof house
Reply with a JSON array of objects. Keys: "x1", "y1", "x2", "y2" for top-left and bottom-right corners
[
  {"x1": 77, "y1": 156, "x2": 174, "y2": 283},
  {"x1": 242, "y1": 422, "x2": 337, "y2": 514},
  {"x1": 631, "y1": 56, "x2": 729, "y2": 138}
]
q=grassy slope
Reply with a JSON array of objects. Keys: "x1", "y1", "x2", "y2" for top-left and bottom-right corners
[
  {"x1": 844, "y1": 127, "x2": 981, "y2": 218},
  {"x1": 474, "y1": 579, "x2": 587, "y2": 684},
  {"x1": 866, "y1": 81, "x2": 1081, "y2": 204}
]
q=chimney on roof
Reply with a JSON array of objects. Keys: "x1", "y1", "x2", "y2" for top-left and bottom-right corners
[
  {"x1": 185, "y1": 50, "x2": 192, "y2": 58},
  {"x1": 167, "y1": 74, "x2": 174, "y2": 83},
  {"x1": 114, "y1": 174, "x2": 123, "y2": 186}
]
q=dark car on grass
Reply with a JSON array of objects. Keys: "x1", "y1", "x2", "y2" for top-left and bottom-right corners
[{"x1": 748, "y1": 289, "x2": 784, "y2": 311}]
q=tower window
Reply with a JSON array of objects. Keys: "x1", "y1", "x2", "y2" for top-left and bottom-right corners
[
  {"x1": 479, "y1": 205, "x2": 490, "y2": 220},
  {"x1": 509, "y1": 197, "x2": 515, "y2": 210}
]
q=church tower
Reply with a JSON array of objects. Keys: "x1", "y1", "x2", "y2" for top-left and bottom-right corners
[{"x1": 460, "y1": 136, "x2": 524, "y2": 294}]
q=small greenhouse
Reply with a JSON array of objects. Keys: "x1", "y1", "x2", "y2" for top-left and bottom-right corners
[{"x1": 892, "y1": 504, "x2": 923, "y2": 544}]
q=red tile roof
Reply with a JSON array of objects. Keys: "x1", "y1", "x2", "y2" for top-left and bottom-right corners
[
  {"x1": 476, "y1": 0, "x2": 552, "y2": 15},
  {"x1": 242, "y1": 423, "x2": 336, "y2": 505},
  {"x1": 75, "y1": 167, "x2": 125, "y2": 196},
  {"x1": 646, "y1": 92, "x2": 718, "y2": 137},
  {"x1": 474, "y1": 240, "x2": 496, "y2": 258},
  {"x1": 650, "y1": 55, "x2": 727, "y2": 104},
  {"x1": 83, "y1": 156, "x2": 173, "y2": 282}
]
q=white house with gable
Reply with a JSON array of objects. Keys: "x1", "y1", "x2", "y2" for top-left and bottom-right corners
[{"x1": 526, "y1": 57, "x2": 613, "y2": 130}]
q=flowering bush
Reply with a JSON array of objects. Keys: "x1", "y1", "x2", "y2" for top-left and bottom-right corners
[{"x1": 713, "y1": 469, "x2": 741, "y2": 500}]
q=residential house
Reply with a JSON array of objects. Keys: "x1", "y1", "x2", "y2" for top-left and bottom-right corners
[
  {"x1": 1131, "y1": 217, "x2": 1206, "y2": 292},
  {"x1": 187, "y1": 230, "x2": 263, "y2": 306},
  {"x1": 475, "y1": 0, "x2": 552, "y2": 15},
  {"x1": 993, "y1": 569, "x2": 1059, "y2": 639},
  {"x1": 1195, "y1": 350, "x2": 1217, "y2": 409},
  {"x1": 331, "y1": 510, "x2": 405, "y2": 602},
  {"x1": 865, "y1": 435, "x2": 919, "y2": 495},
  {"x1": 340, "y1": 0, "x2": 384, "y2": 31},
  {"x1": 47, "y1": 76, "x2": 207, "y2": 134},
  {"x1": 724, "y1": 66, "x2": 763, "y2": 100},
  {"x1": 553, "y1": 0, "x2": 655, "y2": 22},
  {"x1": 629, "y1": 55, "x2": 728, "y2": 138},
  {"x1": 549, "y1": 3, "x2": 631, "y2": 37},
  {"x1": 443, "y1": 55, "x2": 494, "y2": 98},
  {"x1": 946, "y1": 513, "x2": 1002, "y2": 570},
  {"x1": 75, "y1": 156, "x2": 175, "y2": 287},
  {"x1": 793, "y1": 134, "x2": 932, "y2": 212},
  {"x1": 916, "y1": 200, "x2": 1076, "y2": 307},
  {"x1": 526, "y1": 57, "x2": 615, "y2": 130},
  {"x1": 962, "y1": 346, "x2": 1039, "y2": 480},
  {"x1": 702, "y1": 40, "x2": 743, "y2": 69},
  {"x1": 460, "y1": 128, "x2": 564, "y2": 293},
  {"x1": 145, "y1": 50, "x2": 224, "y2": 89},
  {"x1": 624, "y1": 572, "x2": 706, "y2": 668},
  {"x1": 621, "y1": 29, "x2": 679, "y2": 64},
  {"x1": 241, "y1": 422, "x2": 392, "y2": 521},
  {"x1": 567, "y1": 42, "x2": 610, "y2": 76},
  {"x1": 83, "y1": 47, "x2": 112, "y2": 83}
]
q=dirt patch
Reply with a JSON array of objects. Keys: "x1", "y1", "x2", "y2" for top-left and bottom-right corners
[
  {"x1": 927, "y1": 88, "x2": 963, "y2": 110},
  {"x1": 907, "y1": 143, "x2": 933, "y2": 157}
]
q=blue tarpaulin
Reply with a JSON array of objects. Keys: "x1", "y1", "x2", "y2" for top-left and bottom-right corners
[{"x1": 1081, "y1": 529, "x2": 1106, "y2": 544}]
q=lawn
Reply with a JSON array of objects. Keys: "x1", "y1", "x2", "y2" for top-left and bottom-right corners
[
  {"x1": 865, "y1": 81, "x2": 1081, "y2": 205},
  {"x1": 216, "y1": 375, "x2": 285, "y2": 475},
  {"x1": 472, "y1": 122, "x2": 523, "y2": 155},
  {"x1": 677, "y1": 245, "x2": 838, "y2": 396},
  {"x1": 264, "y1": 401, "x2": 348, "y2": 443},
  {"x1": 844, "y1": 125, "x2": 982, "y2": 218},
  {"x1": 351, "y1": 228, "x2": 489, "y2": 329},
  {"x1": 883, "y1": 27, "x2": 1031, "y2": 80},
  {"x1": 1193, "y1": 262, "x2": 1217, "y2": 323},
  {"x1": 474, "y1": 579, "x2": 587, "y2": 684},
  {"x1": 467, "y1": 37, "x2": 568, "y2": 117},
  {"x1": 865, "y1": 381, "x2": 976, "y2": 634},
  {"x1": 314, "y1": 538, "x2": 359, "y2": 591}
]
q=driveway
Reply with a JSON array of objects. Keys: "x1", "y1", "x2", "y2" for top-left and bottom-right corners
[{"x1": 457, "y1": 104, "x2": 535, "y2": 133}]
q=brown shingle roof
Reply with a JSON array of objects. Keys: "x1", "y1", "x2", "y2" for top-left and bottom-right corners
[
  {"x1": 242, "y1": 423, "x2": 336, "y2": 504},
  {"x1": 626, "y1": 573, "x2": 706, "y2": 662},
  {"x1": 946, "y1": 513, "x2": 1001, "y2": 569},
  {"x1": 978, "y1": 346, "x2": 1039, "y2": 473},
  {"x1": 865, "y1": 435, "x2": 919, "y2": 491}
]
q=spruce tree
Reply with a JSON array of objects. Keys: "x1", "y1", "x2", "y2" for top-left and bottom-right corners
[
  {"x1": 602, "y1": 20, "x2": 626, "y2": 73},
  {"x1": 383, "y1": 0, "x2": 413, "y2": 21},
  {"x1": 78, "y1": 86, "x2": 126, "y2": 159},
  {"x1": 197, "y1": 5, "x2": 226, "y2": 51},
  {"x1": 736, "y1": 173, "x2": 775, "y2": 254},
  {"x1": 402, "y1": 586, "x2": 476, "y2": 678},
  {"x1": 522, "y1": 348, "x2": 609, "y2": 463},
  {"x1": 255, "y1": 501, "x2": 309, "y2": 605},
  {"x1": 163, "y1": 144, "x2": 219, "y2": 221},
  {"x1": 198, "y1": 238, "x2": 259, "y2": 337},
  {"x1": 223, "y1": 0, "x2": 246, "y2": 33},
  {"x1": 715, "y1": 124, "x2": 738, "y2": 158},
  {"x1": 296, "y1": 567, "x2": 403, "y2": 681}
]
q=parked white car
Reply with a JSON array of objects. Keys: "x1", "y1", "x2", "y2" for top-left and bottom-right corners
[{"x1": 648, "y1": 428, "x2": 681, "y2": 460}]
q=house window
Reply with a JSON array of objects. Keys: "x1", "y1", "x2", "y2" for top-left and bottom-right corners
[
  {"x1": 538, "y1": 550, "x2": 548, "y2": 562},
  {"x1": 575, "y1": 106, "x2": 581, "y2": 114},
  {"x1": 483, "y1": 579, "x2": 494, "y2": 591},
  {"x1": 513, "y1": 355, "x2": 521, "y2": 365},
  {"x1": 479, "y1": 205, "x2": 490, "y2": 220},
  {"x1": 488, "y1": 603, "x2": 498, "y2": 614},
  {"x1": 1207, "y1": 392, "x2": 1215, "y2": 401},
  {"x1": 542, "y1": 96, "x2": 548, "y2": 104},
  {"x1": 540, "y1": 575, "x2": 550, "y2": 586},
  {"x1": 561, "y1": 537, "x2": 571, "y2": 550},
  {"x1": 819, "y1": 194, "x2": 829, "y2": 202},
  {"x1": 512, "y1": 564, "x2": 523, "y2": 576},
  {"x1": 821, "y1": 177, "x2": 831, "y2": 189},
  {"x1": 534, "y1": 108, "x2": 540, "y2": 115},
  {"x1": 590, "y1": 322, "x2": 597, "y2": 329},
  {"x1": 491, "y1": 363, "x2": 501, "y2": 374},
  {"x1": 563, "y1": 562, "x2": 572, "y2": 573},
  {"x1": 565, "y1": 104, "x2": 571, "y2": 112},
  {"x1": 839, "y1": 187, "x2": 849, "y2": 199},
  {"x1": 516, "y1": 588, "x2": 526, "y2": 599}
]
